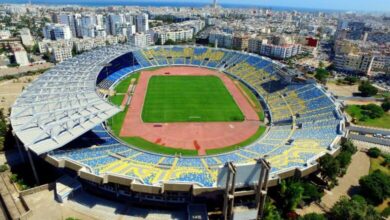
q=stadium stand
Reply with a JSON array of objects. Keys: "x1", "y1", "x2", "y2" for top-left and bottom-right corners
[{"x1": 43, "y1": 45, "x2": 345, "y2": 188}]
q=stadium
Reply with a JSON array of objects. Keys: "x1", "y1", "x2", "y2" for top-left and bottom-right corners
[{"x1": 9, "y1": 45, "x2": 346, "y2": 213}]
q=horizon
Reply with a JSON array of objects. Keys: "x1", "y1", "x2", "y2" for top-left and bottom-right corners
[{"x1": 1, "y1": 0, "x2": 390, "y2": 13}]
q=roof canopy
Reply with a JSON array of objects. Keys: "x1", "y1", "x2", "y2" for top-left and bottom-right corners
[{"x1": 10, "y1": 44, "x2": 135, "y2": 155}]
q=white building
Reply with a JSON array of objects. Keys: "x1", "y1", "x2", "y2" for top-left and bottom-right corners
[
  {"x1": 136, "y1": 13, "x2": 149, "y2": 33},
  {"x1": 43, "y1": 23, "x2": 72, "y2": 40},
  {"x1": 153, "y1": 28, "x2": 193, "y2": 45},
  {"x1": 128, "y1": 33, "x2": 152, "y2": 48},
  {"x1": 259, "y1": 43, "x2": 301, "y2": 59},
  {"x1": 12, "y1": 45, "x2": 30, "y2": 66},
  {"x1": 19, "y1": 28, "x2": 35, "y2": 47},
  {"x1": 209, "y1": 31, "x2": 233, "y2": 48},
  {"x1": 51, "y1": 46, "x2": 72, "y2": 63},
  {"x1": 0, "y1": 30, "x2": 11, "y2": 40},
  {"x1": 248, "y1": 37, "x2": 267, "y2": 53}
]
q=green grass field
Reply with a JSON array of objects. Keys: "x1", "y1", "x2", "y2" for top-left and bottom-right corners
[
  {"x1": 108, "y1": 71, "x2": 266, "y2": 156},
  {"x1": 108, "y1": 72, "x2": 141, "y2": 136},
  {"x1": 346, "y1": 105, "x2": 390, "y2": 129},
  {"x1": 142, "y1": 75, "x2": 245, "y2": 123}
]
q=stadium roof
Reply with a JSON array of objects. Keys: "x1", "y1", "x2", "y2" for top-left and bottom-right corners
[{"x1": 10, "y1": 44, "x2": 136, "y2": 155}]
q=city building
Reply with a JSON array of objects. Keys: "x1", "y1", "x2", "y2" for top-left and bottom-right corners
[
  {"x1": 135, "y1": 13, "x2": 149, "y2": 33},
  {"x1": 51, "y1": 45, "x2": 72, "y2": 63},
  {"x1": 127, "y1": 32, "x2": 152, "y2": 48},
  {"x1": 43, "y1": 23, "x2": 72, "y2": 40},
  {"x1": 232, "y1": 34, "x2": 250, "y2": 51},
  {"x1": 19, "y1": 28, "x2": 34, "y2": 47},
  {"x1": 11, "y1": 44, "x2": 30, "y2": 66},
  {"x1": 259, "y1": 43, "x2": 301, "y2": 59},
  {"x1": 0, "y1": 30, "x2": 11, "y2": 39},
  {"x1": 150, "y1": 20, "x2": 204, "y2": 45},
  {"x1": 209, "y1": 31, "x2": 233, "y2": 48}
]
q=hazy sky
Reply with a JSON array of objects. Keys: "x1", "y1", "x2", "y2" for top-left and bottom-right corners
[
  {"x1": 205, "y1": 0, "x2": 390, "y2": 11},
  {"x1": 7, "y1": 0, "x2": 390, "y2": 12}
]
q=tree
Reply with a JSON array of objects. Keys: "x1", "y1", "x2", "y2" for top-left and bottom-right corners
[
  {"x1": 361, "y1": 104, "x2": 384, "y2": 119},
  {"x1": 329, "y1": 196, "x2": 381, "y2": 220},
  {"x1": 298, "y1": 213, "x2": 326, "y2": 220},
  {"x1": 381, "y1": 155, "x2": 390, "y2": 167},
  {"x1": 319, "y1": 154, "x2": 340, "y2": 183},
  {"x1": 279, "y1": 180, "x2": 304, "y2": 211},
  {"x1": 367, "y1": 147, "x2": 381, "y2": 158},
  {"x1": 344, "y1": 76, "x2": 359, "y2": 85},
  {"x1": 381, "y1": 98, "x2": 390, "y2": 112},
  {"x1": 263, "y1": 199, "x2": 283, "y2": 220},
  {"x1": 301, "y1": 182, "x2": 323, "y2": 203},
  {"x1": 341, "y1": 139, "x2": 357, "y2": 154},
  {"x1": 359, "y1": 170, "x2": 390, "y2": 204},
  {"x1": 164, "y1": 39, "x2": 175, "y2": 45},
  {"x1": 358, "y1": 81, "x2": 378, "y2": 97},
  {"x1": 336, "y1": 151, "x2": 352, "y2": 169},
  {"x1": 314, "y1": 68, "x2": 329, "y2": 84}
]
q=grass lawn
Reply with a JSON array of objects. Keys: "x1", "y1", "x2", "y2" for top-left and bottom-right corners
[
  {"x1": 346, "y1": 105, "x2": 390, "y2": 129},
  {"x1": 206, "y1": 126, "x2": 266, "y2": 155},
  {"x1": 113, "y1": 72, "x2": 140, "y2": 94},
  {"x1": 369, "y1": 155, "x2": 390, "y2": 176},
  {"x1": 142, "y1": 75, "x2": 244, "y2": 122},
  {"x1": 369, "y1": 155, "x2": 390, "y2": 212},
  {"x1": 107, "y1": 71, "x2": 141, "y2": 135}
]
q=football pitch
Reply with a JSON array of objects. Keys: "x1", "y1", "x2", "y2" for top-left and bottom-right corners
[{"x1": 142, "y1": 75, "x2": 245, "y2": 122}]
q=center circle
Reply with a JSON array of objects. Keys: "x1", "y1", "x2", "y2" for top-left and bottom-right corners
[{"x1": 107, "y1": 66, "x2": 266, "y2": 156}]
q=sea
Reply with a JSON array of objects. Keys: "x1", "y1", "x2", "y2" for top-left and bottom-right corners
[{"x1": 0, "y1": 0, "x2": 345, "y2": 13}]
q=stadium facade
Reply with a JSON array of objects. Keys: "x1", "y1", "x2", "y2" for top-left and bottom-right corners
[{"x1": 10, "y1": 45, "x2": 346, "y2": 207}]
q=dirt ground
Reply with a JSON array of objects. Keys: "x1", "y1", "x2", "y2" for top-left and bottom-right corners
[
  {"x1": 326, "y1": 82, "x2": 359, "y2": 97},
  {"x1": 0, "y1": 75, "x2": 39, "y2": 115},
  {"x1": 344, "y1": 100, "x2": 382, "y2": 106},
  {"x1": 0, "y1": 63, "x2": 52, "y2": 77},
  {"x1": 296, "y1": 149, "x2": 370, "y2": 215}
]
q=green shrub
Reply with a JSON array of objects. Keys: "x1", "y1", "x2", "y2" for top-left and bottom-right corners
[
  {"x1": 359, "y1": 170, "x2": 390, "y2": 204},
  {"x1": 0, "y1": 164, "x2": 8, "y2": 172},
  {"x1": 381, "y1": 155, "x2": 390, "y2": 167},
  {"x1": 330, "y1": 196, "x2": 381, "y2": 219},
  {"x1": 298, "y1": 213, "x2": 326, "y2": 220},
  {"x1": 367, "y1": 147, "x2": 381, "y2": 158},
  {"x1": 381, "y1": 206, "x2": 390, "y2": 217},
  {"x1": 361, "y1": 104, "x2": 384, "y2": 119},
  {"x1": 10, "y1": 174, "x2": 18, "y2": 183},
  {"x1": 359, "y1": 81, "x2": 378, "y2": 97},
  {"x1": 301, "y1": 182, "x2": 323, "y2": 203},
  {"x1": 336, "y1": 151, "x2": 353, "y2": 169},
  {"x1": 341, "y1": 139, "x2": 357, "y2": 154}
]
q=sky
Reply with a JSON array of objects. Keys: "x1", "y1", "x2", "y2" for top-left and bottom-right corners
[
  {"x1": 204, "y1": 0, "x2": 390, "y2": 11},
  {"x1": 4, "y1": 0, "x2": 390, "y2": 12}
]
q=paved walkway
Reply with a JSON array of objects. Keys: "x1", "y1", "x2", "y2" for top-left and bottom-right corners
[{"x1": 296, "y1": 149, "x2": 370, "y2": 215}]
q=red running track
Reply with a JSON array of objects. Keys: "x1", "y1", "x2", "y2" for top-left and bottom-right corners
[{"x1": 119, "y1": 66, "x2": 261, "y2": 155}]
